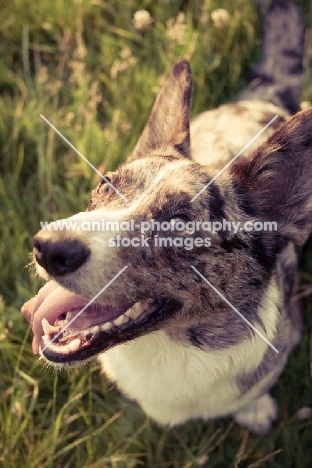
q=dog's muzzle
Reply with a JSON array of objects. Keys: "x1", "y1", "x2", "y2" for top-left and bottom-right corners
[{"x1": 33, "y1": 231, "x2": 90, "y2": 276}]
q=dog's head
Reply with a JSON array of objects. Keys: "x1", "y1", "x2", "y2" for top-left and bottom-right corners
[{"x1": 22, "y1": 60, "x2": 312, "y2": 367}]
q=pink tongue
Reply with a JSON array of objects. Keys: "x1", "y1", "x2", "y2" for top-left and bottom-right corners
[{"x1": 21, "y1": 280, "x2": 129, "y2": 355}]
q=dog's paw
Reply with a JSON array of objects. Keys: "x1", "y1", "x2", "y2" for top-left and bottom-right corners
[{"x1": 233, "y1": 393, "x2": 278, "y2": 433}]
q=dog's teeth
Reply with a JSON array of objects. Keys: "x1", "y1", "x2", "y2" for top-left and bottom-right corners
[
  {"x1": 66, "y1": 312, "x2": 74, "y2": 321},
  {"x1": 114, "y1": 314, "x2": 130, "y2": 326},
  {"x1": 90, "y1": 325, "x2": 100, "y2": 333},
  {"x1": 42, "y1": 335, "x2": 50, "y2": 345},
  {"x1": 64, "y1": 338, "x2": 81, "y2": 352},
  {"x1": 42, "y1": 318, "x2": 51, "y2": 335},
  {"x1": 125, "y1": 300, "x2": 152, "y2": 320},
  {"x1": 42, "y1": 318, "x2": 61, "y2": 336},
  {"x1": 125, "y1": 302, "x2": 143, "y2": 319},
  {"x1": 101, "y1": 321, "x2": 113, "y2": 331}
]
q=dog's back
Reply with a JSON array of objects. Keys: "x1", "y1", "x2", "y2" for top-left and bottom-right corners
[{"x1": 191, "y1": 0, "x2": 304, "y2": 166}]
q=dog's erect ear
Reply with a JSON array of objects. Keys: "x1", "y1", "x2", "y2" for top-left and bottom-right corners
[
  {"x1": 129, "y1": 60, "x2": 192, "y2": 161},
  {"x1": 231, "y1": 108, "x2": 312, "y2": 245}
]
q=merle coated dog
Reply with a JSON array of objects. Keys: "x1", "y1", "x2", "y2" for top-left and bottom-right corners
[{"x1": 22, "y1": 0, "x2": 312, "y2": 432}]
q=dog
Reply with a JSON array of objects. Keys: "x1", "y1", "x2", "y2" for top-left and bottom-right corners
[{"x1": 22, "y1": 0, "x2": 312, "y2": 433}]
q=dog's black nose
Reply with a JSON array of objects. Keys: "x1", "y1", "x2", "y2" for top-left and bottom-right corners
[{"x1": 33, "y1": 232, "x2": 90, "y2": 276}]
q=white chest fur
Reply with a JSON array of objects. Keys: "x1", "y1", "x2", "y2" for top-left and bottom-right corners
[{"x1": 99, "y1": 282, "x2": 279, "y2": 427}]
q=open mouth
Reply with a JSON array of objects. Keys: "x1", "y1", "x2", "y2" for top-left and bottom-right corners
[{"x1": 39, "y1": 297, "x2": 181, "y2": 366}]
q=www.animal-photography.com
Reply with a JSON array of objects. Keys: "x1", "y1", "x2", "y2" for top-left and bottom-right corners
[{"x1": 1, "y1": 0, "x2": 312, "y2": 467}]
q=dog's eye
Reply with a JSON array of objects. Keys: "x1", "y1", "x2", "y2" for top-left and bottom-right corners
[
  {"x1": 97, "y1": 177, "x2": 111, "y2": 194},
  {"x1": 169, "y1": 217, "x2": 190, "y2": 236}
]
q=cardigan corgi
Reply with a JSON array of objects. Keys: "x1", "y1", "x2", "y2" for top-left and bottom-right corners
[{"x1": 22, "y1": 0, "x2": 311, "y2": 433}]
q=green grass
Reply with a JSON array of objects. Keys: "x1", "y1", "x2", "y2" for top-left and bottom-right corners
[{"x1": 0, "y1": 0, "x2": 312, "y2": 466}]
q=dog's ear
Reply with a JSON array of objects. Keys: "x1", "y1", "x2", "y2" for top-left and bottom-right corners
[
  {"x1": 129, "y1": 60, "x2": 192, "y2": 161},
  {"x1": 231, "y1": 108, "x2": 312, "y2": 245}
]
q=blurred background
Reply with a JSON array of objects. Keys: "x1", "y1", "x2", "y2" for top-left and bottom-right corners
[{"x1": 0, "y1": 0, "x2": 312, "y2": 466}]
